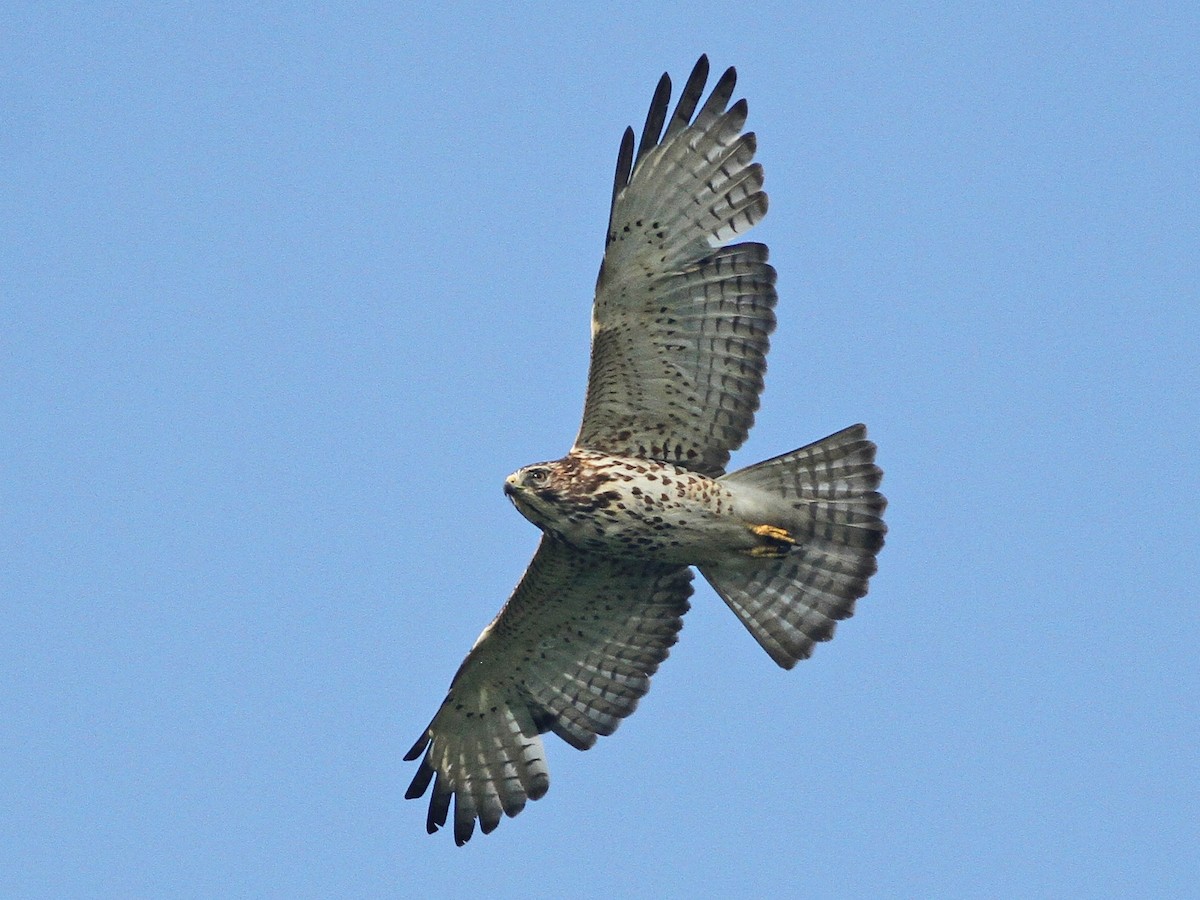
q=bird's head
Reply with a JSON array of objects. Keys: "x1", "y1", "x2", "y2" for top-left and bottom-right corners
[
  {"x1": 504, "y1": 453, "x2": 615, "y2": 533},
  {"x1": 503, "y1": 462, "x2": 563, "y2": 526}
]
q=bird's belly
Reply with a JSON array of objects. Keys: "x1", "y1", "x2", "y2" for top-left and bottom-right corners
[{"x1": 552, "y1": 475, "x2": 755, "y2": 564}]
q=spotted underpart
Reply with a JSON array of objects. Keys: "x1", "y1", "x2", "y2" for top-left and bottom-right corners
[
  {"x1": 405, "y1": 55, "x2": 887, "y2": 848},
  {"x1": 504, "y1": 450, "x2": 771, "y2": 563}
]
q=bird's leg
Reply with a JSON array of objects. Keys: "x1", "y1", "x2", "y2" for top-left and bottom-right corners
[{"x1": 747, "y1": 523, "x2": 796, "y2": 558}]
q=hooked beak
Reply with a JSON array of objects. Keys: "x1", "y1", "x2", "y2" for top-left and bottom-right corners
[{"x1": 503, "y1": 474, "x2": 530, "y2": 515}]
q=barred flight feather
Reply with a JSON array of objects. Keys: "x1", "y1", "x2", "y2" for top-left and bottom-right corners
[
  {"x1": 404, "y1": 538, "x2": 691, "y2": 844},
  {"x1": 578, "y1": 58, "x2": 776, "y2": 476},
  {"x1": 406, "y1": 56, "x2": 886, "y2": 846}
]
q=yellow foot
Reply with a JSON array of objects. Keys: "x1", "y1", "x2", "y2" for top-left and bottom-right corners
[
  {"x1": 751, "y1": 524, "x2": 795, "y2": 543},
  {"x1": 747, "y1": 524, "x2": 796, "y2": 558}
]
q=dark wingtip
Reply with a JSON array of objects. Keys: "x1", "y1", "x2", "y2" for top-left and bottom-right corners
[
  {"x1": 662, "y1": 55, "x2": 711, "y2": 142},
  {"x1": 404, "y1": 756, "x2": 435, "y2": 800},
  {"x1": 687, "y1": 55, "x2": 710, "y2": 87},
  {"x1": 635, "y1": 72, "x2": 672, "y2": 165},
  {"x1": 427, "y1": 774, "x2": 451, "y2": 834},
  {"x1": 480, "y1": 816, "x2": 501, "y2": 835},
  {"x1": 403, "y1": 730, "x2": 430, "y2": 761},
  {"x1": 686, "y1": 55, "x2": 710, "y2": 94},
  {"x1": 454, "y1": 820, "x2": 475, "y2": 846},
  {"x1": 606, "y1": 125, "x2": 636, "y2": 239}
]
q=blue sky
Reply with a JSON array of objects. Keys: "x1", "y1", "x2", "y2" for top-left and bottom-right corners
[{"x1": 4, "y1": 3, "x2": 1198, "y2": 897}]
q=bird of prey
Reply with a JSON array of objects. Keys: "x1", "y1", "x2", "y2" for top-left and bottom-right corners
[{"x1": 405, "y1": 55, "x2": 886, "y2": 845}]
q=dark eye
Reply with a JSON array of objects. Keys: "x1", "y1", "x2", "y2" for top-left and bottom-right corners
[{"x1": 527, "y1": 468, "x2": 549, "y2": 484}]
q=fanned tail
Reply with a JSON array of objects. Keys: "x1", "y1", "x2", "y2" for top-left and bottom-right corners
[{"x1": 700, "y1": 424, "x2": 886, "y2": 668}]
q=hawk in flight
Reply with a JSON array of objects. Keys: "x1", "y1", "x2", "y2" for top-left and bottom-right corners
[{"x1": 405, "y1": 56, "x2": 886, "y2": 844}]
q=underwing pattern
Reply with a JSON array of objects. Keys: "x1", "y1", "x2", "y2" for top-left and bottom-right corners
[{"x1": 405, "y1": 56, "x2": 886, "y2": 845}]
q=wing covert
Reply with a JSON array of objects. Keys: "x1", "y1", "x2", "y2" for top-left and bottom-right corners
[
  {"x1": 404, "y1": 537, "x2": 693, "y2": 845},
  {"x1": 576, "y1": 55, "x2": 778, "y2": 476}
]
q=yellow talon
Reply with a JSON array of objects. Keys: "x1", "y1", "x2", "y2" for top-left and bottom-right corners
[
  {"x1": 747, "y1": 524, "x2": 796, "y2": 558},
  {"x1": 750, "y1": 524, "x2": 795, "y2": 544}
]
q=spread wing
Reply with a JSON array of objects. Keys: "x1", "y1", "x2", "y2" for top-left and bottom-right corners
[
  {"x1": 574, "y1": 55, "x2": 778, "y2": 477},
  {"x1": 404, "y1": 538, "x2": 693, "y2": 845}
]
